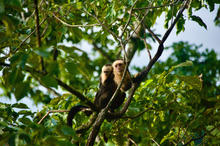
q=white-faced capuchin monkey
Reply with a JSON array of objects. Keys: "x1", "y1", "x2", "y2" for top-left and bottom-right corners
[
  {"x1": 67, "y1": 64, "x2": 127, "y2": 127},
  {"x1": 112, "y1": 59, "x2": 132, "y2": 92}
]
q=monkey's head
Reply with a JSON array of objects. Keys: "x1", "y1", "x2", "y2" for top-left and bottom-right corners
[
  {"x1": 101, "y1": 64, "x2": 113, "y2": 84},
  {"x1": 112, "y1": 60, "x2": 125, "y2": 75}
]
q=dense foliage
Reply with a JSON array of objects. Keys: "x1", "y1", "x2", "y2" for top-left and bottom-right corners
[{"x1": 0, "y1": 0, "x2": 219, "y2": 145}]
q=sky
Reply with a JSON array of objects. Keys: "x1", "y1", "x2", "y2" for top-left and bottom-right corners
[{"x1": 0, "y1": 5, "x2": 219, "y2": 111}]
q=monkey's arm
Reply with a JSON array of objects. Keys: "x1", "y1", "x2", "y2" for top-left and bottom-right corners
[{"x1": 67, "y1": 105, "x2": 90, "y2": 127}]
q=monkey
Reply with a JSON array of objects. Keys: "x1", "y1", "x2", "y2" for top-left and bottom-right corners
[
  {"x1": 94, "y1": 64, "x2": 126, "y2": 111},
  {"x1": 67, "y1": 64, "x2": 126, "y2": 127},
  {"x1": 112, "y1": 59, "x2": 132, "y2": 92}
]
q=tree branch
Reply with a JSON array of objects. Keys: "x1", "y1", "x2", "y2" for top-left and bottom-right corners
[
  {"x1": 37, "y1": 110, "x2": 69, "y2": 124},
  {"x1": 55, "y1": 78, "x2": 96, "y2": 111},
  {"x1": 124, "y1": 1, "x2": 152, "y2": 44},
  {"x1": 183, "y1": 127, "x2": 216, "y2": 146},
  {"x1": 52, "y1": 13, "x2": 100, "y2": 28},
  {"x1": 92, "y1": 42, "x2": 114, "y2": 62},
  {"x1": 24, "y1": 66, "x2": 96, "y2": 110},
  {"x1": 14, "y1": 17, "x2": 47, "y2": 53},
  {"x1": 83, "y1": 9, "x2": 120, "y2": 42},
  {"x1": 122, "y1": 107, "x2": 154, "y2": 119},
  {"x1": 120, "y1": 0, "x2": 138, "y2": 38},
  {"x1": 75, "y1": 113, "x2": 97, "y2": 133},
  {"x1": 34, "y1": 0, "x2": 45, "y2": 72}
]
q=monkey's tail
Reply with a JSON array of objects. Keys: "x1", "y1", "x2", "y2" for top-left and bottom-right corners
[{"x1": 67, "y1": 105, "x2": 90, "y2": 127}]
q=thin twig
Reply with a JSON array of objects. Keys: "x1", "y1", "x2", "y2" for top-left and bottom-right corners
[
  {"x1": 183, "y1": 127, "x2": 216, "y2": 146},
  {"x1": 122, "y1": 107, "x2": 154, "y2": 119},
  {"x1": 151, "y1": 138, "x2": 160, "y2": 146},
  {"x1": 83, "y1": 9, "x2": 120, "y2": 42},
  {"x1": 129, "y1": 137, "x2": 138, "y2": 146},
  {"x1": 132, "y1": 27, "x2": 152, "y2": 60},
  {"x1": 120, "y1": 0, "x2": 138, "y2": 38},
  {"x1": 125, "y1": 1, "x2": 153, "y2": 44},
  {"x1": 14, "y1": 17, "x2": 47, "y2": 53},
  {"x1": 56, "y1": 78, "x2": 96, "y2": 111},
  {"x1": 133, "y1": 12, "x2": 162, "y2": 44},
  {"x1": 92, "y1": 43, "x2": 113, "y2": 62},
  {"x1": 52, "y1": 13, "x2": 100, "y2": 27},
  {"x1": 38, "y1": 110, "x2": 69, "y2": 124}
]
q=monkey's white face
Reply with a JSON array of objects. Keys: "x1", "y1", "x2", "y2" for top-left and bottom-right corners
[
  {"x1": 113, "y1": 60, "x2": 125, "y2": 75},
  {"x1": 102, "y1": 66, "x2": 112, "y2": 76}
]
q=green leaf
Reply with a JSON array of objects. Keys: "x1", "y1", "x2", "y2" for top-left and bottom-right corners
[
  {"x1": 12, "y1": 103, "x2": 29, "y2": 109},
  {"x1": 19, "y1": 133, "x2": 31, "y2": 144},
  {"x1": 61, "y1": 126, "x2": 76, "y2": 136},
  {"x1": 48, "y1": 62, "x2": 59, "y2": 76},
  {"x1": 14, "y1": 82, "x2": 29, "y2": 100},
  {"x1": 191, "y1": 15, "x2": 207, "y2": 29},
  {"x1": 176, "y1": 14, "x2": 185, "y2": 34},
  {"x1": 9, "y1": 134, "x2": 16, "y2": 146},
  {"x1": 173, "y1": 60, "x2": 193, "y2": 69},
  {"x1": 178, "y1": 76, "x2": 202, "y2": 91},
  {"x1": 65, "y1": 62, "x2": 77, "y2": 74},
  {"x1": 34, "y1": 47, "x2": 50, "y2": 58},
  {"x1": 18, "y1": 110, "x2": 32, "y2": 115},
  {"x1": 0, "y1": 0, "x2": 5, "y2": 14},
  {"x1": 19, "y1": 117, "x2": 32, "y2": 125},
  {"x1": 41, "y1": 75, "x2": 58, "y2": 88},
  {"x1": 143, "y1": 79, "x2": 153, "y2": 88}
]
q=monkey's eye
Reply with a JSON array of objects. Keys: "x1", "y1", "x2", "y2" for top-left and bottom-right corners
[
  {"x1": 115, "y1": 63, "x2": 122, "y2": 67},
  {"x1": 104, "y1": 71, "x2": 109, "y2": 73}
]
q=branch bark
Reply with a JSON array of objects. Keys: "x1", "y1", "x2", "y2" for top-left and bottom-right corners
[
  {"x1": 38, "y1": 110, "x2": 69, "y2": 124},
  {"x1": 34, "y1": 0, "x2": 45, "y2": 72},
  {"x1": 52, "y1": 13, "x2": 100, "y2": 28}
]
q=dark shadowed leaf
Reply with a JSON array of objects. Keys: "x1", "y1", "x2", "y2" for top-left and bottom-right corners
[
  {"x1": 12, "y1": 103, "x2": 29, "y2": 109},
  {"x1": 191, "y1": 15, "x2": 207, "y2": 29}
]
